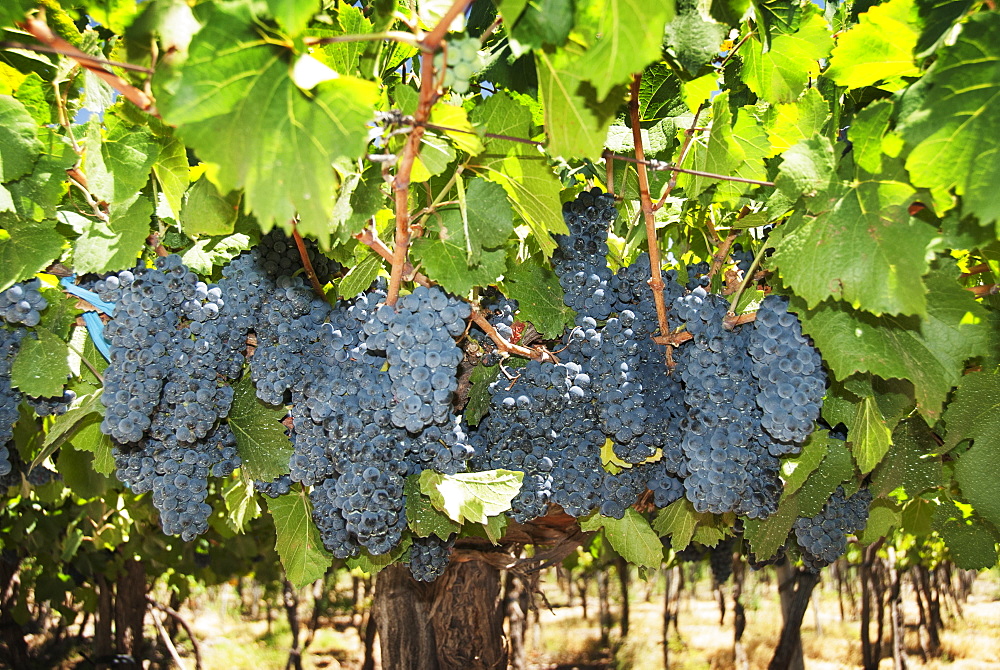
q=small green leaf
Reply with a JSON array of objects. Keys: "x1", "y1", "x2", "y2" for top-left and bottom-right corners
[
  {"x1": 501, "y1": 261, "x2": 574, "y2": 338},
  {"x1": 58, "y1": 445, "x2": 110, "y2": 500},
  {"x1": 229, "y1": 374, "x2": 293, "y2": 482},
  {"x1": 775, "y1": 135, "x2": 836, "y2": 199},
  {"x1": 83, "y1": 119, "x2": 161, "y2": 205},
  {"x1": 152, "y1": 135, "x2": 188, "y2": 218},
  {"x1": 827, "y1": 0, "x2": 920, "y2": 90},
  {"x1": 346, "y1": 536, "x2": 412, "y2": 575},
  {"x1": 181, "y1": 233, "x2": 252, "y2": 274},
  {"x1": 32, "y1": 392, "x2": 102, "y2": 470},
  {"x1": 767, "y1": 88, "x2": 830, "y2": 158},
  {"x1": 851, "y1": 395, "x2": 893, "y2": 474},
  {"x1": 224, "y1": 476, "x2": 261, "y2": 534},
  {"x1": 337, "y1": 251, "x2": 382, "y2": 299},
  {"x1": 482, "y1": 514, "x2": 508, "y2": 545},
  {"x1": 932, "y1": 499, "x2": 1000, "y2": 570},
  {"x1": 584, "y1": 508, "x2": 663, "y2": 570},
  {"x1": 795, "y1": 438, "x2": 855, "y2": 517},
  {"x1": 73, "y1": 195, "x2": 153, "y2": 274},
  {"x1": 743, "y1": 493, "x2": 799, "y2": 561},
  {"x1": 11, "y1": 327, "x2": 69, "y2": 397},
  {"x1": 418, "y1": 468, "x2": 523, "y2": 525},
  {"x1": 265, "y1": 0, "x2": 318, "y2": 36},
  {"x1": 780, "y1": 429, "x2": 830, "y2": 496},
  {"x1": 742, "y1": 10, "x2": 832, "y2": 104},
  {"x1": 652, "y1": 498, "x2": 698, "y2": 550},
  {"x1": 0, "y1": 94, "x2": 42, "y2": 182},
  {"x1": 267, "y1": 487, "x2": 332, "y2": 588},
  {"x1": 70, "y1": 419, "x2": 115, "y2": 476},
  {"x1": 180, "y1": 176, "x2": 240, "y2": 236},
  {"x1": 857, "y1": 498, "x2": 901, "y2": 545},
  {"x1": 404, "y1": 474, "x2": 461, "y2": 540},
  {"x1": 0, "y1": 213, "x2": 64, "y2": 292},
  {"x1": 465, "y1": 362, "x2": 499, "y2": 428},
  {"x1": 871, "y1": 416, "x2": 942, "y2": 498},
  {"x1": 410, "y1": 237, "x2": 506, "y2": 296}
]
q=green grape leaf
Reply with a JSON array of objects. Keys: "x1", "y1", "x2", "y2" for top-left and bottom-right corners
[
  {"x1": 346, "y1": 537, "x2": 411, "y2": 576},
  {"x1": 794, "y1": 267, "x2": 994, "y2": 421},
  {"x1": 83, "y1": 119, "x2": 161, "y2": 204},
  {"x1": 943, "y1": 372, "x2": 1000, "y2": 529},
  {"x1": 850, "y1": 395, "x2": 893, "y2": 474},
  {"x1": 772, "y1": 164, "x2": 930, "y2": 317},
  {"x1": 743, "y1": 493, "x2": 799, "y2": 561},
  {"x1": 682, "y1": 92, "x2": 740, "y2": 198},
  {"x1": 508, "y1": 0, "x2": 574, "y2": 53},
  {"x1": 652, "y1": 498, "x2": 699, "y2": 550},
  {"x1": 0, "y1": 0, "x2": 34, "y2": 30},
  {"x1": 229, "y1": 374, "x2": 294, "y2": 482},
  {"x1": 914, "y1": 0, "x2": 973, "y2": 58},
  {"x1": 850, "y1": 100, "x2": 893, "y2": 174},
  {"x1": 0, "y1": 213, "x2": 64, "y2": 292},
  {"x1": 155, "y1": 2, "x2": 379, "y2": 247},
  {"x1": 901, "y1": 496, "x2": 935, "y2": 537},
  {"x1": 311, "y1": 5, "x2": 373, "y2": 76},
  {"x1": 152, "y1": 135, "x2": 188, "y2": 218},
  {"x1": 827, "y1": 0, "x2": 920, "y2": 90},
  {"x1": 572, "y1": 0, "x2": 673, "y2": 99},
  {"x1": 871, "y1": 417, "x2": 942, "y2": 498},
  {"x1": 899, "y1": 13, "x2": 1000, "y2": 224},
  {"x1": 774, "y1": 135, "x2": 836, "y2": 200},
  {"x1": 181, "y1": 233, "x2": 252, "y2": 274},
  {"x1": 780, "y1": 429, "x2": 830, "y2": 496},
  {"x1": 410, "y1": 237, "x2": 506, "y2": 296},
  {"x1": 0, "y1": 94, "x2": 42, "y2": 181},
  {"x1": 418, "y1": 469, "x2": 523, "y2": 525},
  {"x1": 223, "y1": 476, "x2": 260, "y2": 534},
  {"x1": 337, "y1": 250, "x2": 382, "y2": 299},
  {"x1": 180, "y1": 176, "x2": 241, "y2": 237},
  {"x1": 932, "y1": 500, "x2": 1000, "y2": 570},
  {"x1": 638, "y1": 63, "x2": 687, "y2": 124},
  {"x1": 405, "y1": 474, "x2": 461, "y2": 540},
  {"x1": 34, "y1": 392, "x2": 102, "y2": 468},
  {"x1": 422, "y1": 178, "x2": 513, "y2": 266},
  {"x1": 472, "y1": 92, "x2": 567, "y2": 256},
  {"x1": 536, "y1": 44, "x2": 624, "y2": 160},
  {"x1": 581, "y1": 508, "x2": 663, "y2": 570},
  {"x1": 267, "y1": 487, "x2": 332, "y2": 588},
  {"x1": 70, "y1": 419, "x2": 115, "y2": 476},
  {"x1": 794, "y1": 437, "x2": 854, "y2": 517},
  {"x1": 11, "y1": 327, "x2": 70, "y2": 397},
  {"x1": 465, "y1": 362, "x2": 500, "y2": 428},
  {"x1": 741, "y1": 10, "x2": 832, "y2": 104},
  {"x1": 767, "y1": 87, "x2": 829, "y2": 157},
  {"x1": 3, "y1": 130, "x2": 75, "y2": 223},
  {"x1": 501, "y1": 261, "x2": 574, "y2": 338},
  {"x1": 58, "y1": 444, "x2": 110, "y2": 500},
  {"x1": 857, "y1": 498, "x2": 901, "y2": 545},
  {"x1": 481, "y1": 514, "x2": 507, "y2": 545},
  {"x1": 73, "y1": 195, "x2": 153, "y2": 274},
  {"x1": 751, "y1": 0, "x2": 803, "y2": 47},
  {"x1": 265, "y1": 0, "x2": 317, "y2": 36},
  {"x1": 664, "y1": 8, "x2": 725, "y2": 77}
]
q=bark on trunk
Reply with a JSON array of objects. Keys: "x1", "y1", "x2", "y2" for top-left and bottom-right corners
[
  {"x1": 887, "y1": 548, "x2": 907, "y2": 670},
  {"x1": 283, "y1": 579, "x2": 302, "y2": 670},
  {"x1": 0, "y1": 552, "x2": 28, "y2": 668},
  {"x1": 374, "y1": 559, "x2": 507, "y2": 670},
  {"x1": 504, "y1": 570, "x2": 527, "y2": 670},
  {"x1": 114, "y1": 557, "x2": 146, "y2": 663},
  {"x1": 769, "y1": 563, "x2": 817, "y2": 670},
  {"x1": 733, "y1": 558, "x2": 749, "y2": 670},
  {"x1": 616, "y1": 556, "x2": 630, "y2": 640},
  {"x1": 95, "y1": 573, "x2": 113, "y2": 659}
]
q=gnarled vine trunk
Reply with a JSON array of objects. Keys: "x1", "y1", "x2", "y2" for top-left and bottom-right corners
[{"x1": 374, "y1": 559, "x2": 507, "y2": 670}]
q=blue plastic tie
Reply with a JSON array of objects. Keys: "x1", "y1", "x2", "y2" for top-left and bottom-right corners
[
  {"x1": 59, "y1": 277, "x2": 116, "y2": 316},
  {"x1": 81, "y1": 311, "x2": 111, "y2": 363}
]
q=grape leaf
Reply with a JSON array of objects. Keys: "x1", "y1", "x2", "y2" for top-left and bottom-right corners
[
  {"x1": 681, "y1": 92, "x2": 740, "y2": 199},
  {"x1": 942, "y1": 372, "x2": 1000, "y2": 529},
  {"x1": 741, "y1": 10, "x2": 832, "y2": 104},
  {"x1": 767, "y1": 87, "x2": 829, "y2": 158},
  {"x1": 418, "y1": 469, "x2": 523, "y2": 524},
  {"x1": 507, "y1": 0, "x2": 573, "y2": 53},
  {"x1": 536, "y1": 44, "x2": 625, "y2": 160},
  {"x1": 346, "y1": 536, "x2": 412, "y2": 576},
  {"x1": 914, "y1": 0, "x2": 973, "y2": 58},
  {"x1": 34, "y1": 392, "x2": 102, "y2": 468},
  {"x1": 652, "y1": 498, "x2": 699, "y2": 550},
  {"x1": 58, "y1": 444, "x2": 110, "y2": 500},
  {"x1": 899, "y1": 12, "x2": 1000, "y2": 224},
  {"x1": 73, "y1": 195, "x2": 153, "y2": 274},
  {"x1": 472, "y1": 92, "x2": 567, "y2": 256},
  {"x1": 772, "y1": 163, "x2": 930, "y2": 317},
  {"x1": 2, "y1": 129, "x2": 76, "y2": 222},
  {"x1": 405, "y1": 474, "x2": 461, "y2": 540},
  {"x1": 638, "y1": 63, "x2": 687, "y2": 124},
  {"x1": 932, "y1": 499, "x2": 1000, "y2": 570},
  {"x1": 267, "y1": 487, "x2": 332, "y2": 588},
  {"x1": 265, "y1": 0, "x2": 317, "y2": 36},
  {"x1": 743, "y1": 493, "x2": 799, "y2": 561},
  {"x1": 411, "y1": 237, "x2": 506, "y2": 296},
  {"x1": 465, "y1": 362, "x2": 499, "y2": 428},
  {"x1": 223, "y1": 476, "x2": 260, "y2": 534},
  {"x1": 857, "y1": 498, "x2": 901, "y2": 545},
  {"x1": 181, "y1": 233, "x2": 252, "y2": 274},
  {"x1": 337, "y1": 250, "x2": 382, "y2": 299},
  {"x1": 229, "y1": 374, "x2": 294, "y2": 482},
  {"x1": 849, "y1": 100, "x2": 894, "y2": 174},
  {"x1": 850, "y1": 395, "x2": 893, "y2": 474},
  {"x1": 664, "y1": 8, "x2": 726, "y2": 77},
  {"x1": 70, "y1": 418, "x2": 115, "y2": 476},
  {"x1": 0, "y1": 213, "x2": 64, "y2": 292},
  {"x1": 180, "y1": 176, "x2": 241, "y2": 237},
  {"x1": 573, "y1": 0, "x2": 673, "y2": 99},
  {"x1": 794, "y1": 438, "x2": 854, "y2": 517},
  {"x1": 581, "y1": 508, "x2": 663, "y2": 570},
  {"x1": 827, "y1": 0, "x2": 920, "y2": 91},
  {"x1": 0, "y1": 94, "x2": 42, "y2": 182},
  {"x1": 154, "y1": 2, "x2": 379, "y2": 247},
  {"x1": 152, "y1": 135, "x2": 188, "y2": 219},
  {"x1": 780, "y1": 429, "x2": 830, "y2": 496},
  {"x1": 311, "y1": 5, "x2": 373, "y2": 76},
  {"x1": 794, "y1": 267, "x2": 994, "y2": 421},
  {"x1": 501, "y1": 260, "x2": 574, "y2": 338},
  {"x1": 774, "y1": 135, "x2": 836, "y2": 200},
  {"x1": 83, "y1": 118, "x2": 161, "y2": 205},
  {"x1": 422, "y1": 178, "x2": 512, "y2": 266},
  {"x1": 11, "y1": 327, "x2": 70, "y2": 397},
  {"x1": 871, "y1": 417, "x2": 942, "y2": 498}
]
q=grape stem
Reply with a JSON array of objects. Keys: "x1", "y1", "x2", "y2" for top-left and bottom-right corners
[
  {"x1": 725, "y1": 240, "x2": 771, "y2": 330},
  {"x1": 708, "y1": 230, "x2": 740, "y2": 281},
  {"x1": 629, "y1": 74, "x2": 671, "y2": 345},
  {"x1": 387, "y1": 0, "x2": 473, "y2": 307},
  {"x1": 290, "y1": 222, "x2": 326, "y2": 297},
  {"x1": 20, "y1": 16, "x2": 158, "y2": 116},
  {"x1": 0, "y1": 40, "x2": 154, "y2": 73}
]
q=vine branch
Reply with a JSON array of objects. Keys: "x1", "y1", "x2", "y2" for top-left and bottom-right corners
[
  {"x1": 0, "y1": 41, "x2": 154, "y2": 73},
  {"x1": 653, "y1": 105, "x2": 706, "y2": 213},
  {"x1": 291, "y1": 222, "x2": 326, "y2": 297},
  {"x1": 629, "y1": 74, "x2": 671, "y2": 344},
  {"x1": 20, "y1": 16, "x2": 158, "y2": 116}
]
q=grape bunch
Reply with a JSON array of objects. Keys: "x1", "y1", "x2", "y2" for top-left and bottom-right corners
[
  {"x1": 709, "y1": 537, "x2": 737, "y2": 585},
  {"x1": 749, "y1": 295, "x2": 826, "y2": 452},
  {"x1": 793, "y1": 486, "x2": 872, "y2": 572},
  {"x1": 434, "y1": 35, "x2": 482, "y2": 94},
  {"x1": 255, "y1": 474, "x2": 292, "y2": 498},
  {"x1": 0, "y1": 328, "x2": 25, "y2": 458},
  {"x1": 0, "y1": 279, "x2": 47, "y2": 327},
  {"x1": 26, "y1": 390, "x2": 77, "y2": 417},
  {"x1": 407, "y1": 533, "x2": 456, "y2": 582}
]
